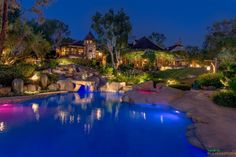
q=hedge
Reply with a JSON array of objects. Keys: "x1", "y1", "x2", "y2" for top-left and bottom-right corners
[{"x1": 213, "y1": 91, "x2": 236, "y2": 108}]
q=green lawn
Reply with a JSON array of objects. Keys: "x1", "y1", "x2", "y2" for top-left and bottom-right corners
[{"x1": 152, "y1": 68, "x2": 207, "y2": 83}]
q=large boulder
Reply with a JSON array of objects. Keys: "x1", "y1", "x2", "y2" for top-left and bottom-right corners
[
  {"x1": 100, "y1": 82, "x2": 126, "y2": 93},
  {"x1": 12, "y1": 79, "x2": 24, "y2": 94},
  {"x1": 68, "y1": 66, "x2": 77, "y2": 74},
  {"x1": 0, "y1": 87, "x2": 11, "y2": 95},
  {"x1": 122, "y1": 86, "x2": 183, "y2": 105},
  {"x1": 40, "y1": 74, "x2": 48, "y2": 89},
  {"x1": 87, "y1": 76, "x2": 100, "y2": 90},
  {"x1": 24, "y1": 84, "x2": 39, "y2": 92},
  {"x1": 57, "y1": 79, "x2": 75, "y2": 92},
  {"x1": 133, "y1": 81, "x2": 154, "y2": 91},
  {"x1": 48, "y1": 83, "x2": 59, "y2": 91}
]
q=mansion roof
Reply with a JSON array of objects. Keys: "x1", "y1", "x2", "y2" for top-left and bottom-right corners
[
  {"x1": 168, "y1": 41, "x2": 185, "y2": 52},
  {"x1": 129, "y1": 37, "x2": 164, "y2": 51},
  {"x1": 59, "y1": 32, "x2": 96, "y2": 48},
  {"x1": 84, "y1": 32, "x2": 95, "y2": 41}
]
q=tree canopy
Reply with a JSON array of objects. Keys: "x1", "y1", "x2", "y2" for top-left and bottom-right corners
[
  {"x1": 0, "y1": 0, "x2": 52, "y2": 55},
  {"x1": 91, "y1": 9, "x2": 132, "y2": 68},
  {"x1": 204, "y1": 18, "x2": 236, "y2": 58},
  {"x1": 28, "y1": 19, "x2": 70, "y2": 49},
  {"x1": 149, "y1": 32, "x2": 166, "y2": 47}
]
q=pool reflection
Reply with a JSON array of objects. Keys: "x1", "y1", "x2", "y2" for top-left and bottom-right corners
[
  {"x1": 0, "y1": 92, "x2": 207, "y2": 157},
  {"x1": 0, "y1": 92, "x2": 188, "y2": 135}
]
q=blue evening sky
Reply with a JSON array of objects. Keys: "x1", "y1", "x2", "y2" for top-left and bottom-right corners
[{"x1": 23, "y1": 0, "x2": 236, "y2": 47}]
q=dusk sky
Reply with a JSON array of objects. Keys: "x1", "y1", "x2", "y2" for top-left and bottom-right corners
[{"x1": 24, "y1": 0, "x2": 236, "y2": 47}]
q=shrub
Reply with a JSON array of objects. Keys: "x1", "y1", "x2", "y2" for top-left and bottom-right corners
[
  {"x1": 48, "y1": 73, "x2": 60, "y2": 83},
  {"x1": 0, "y1": 64, "x2": 35, "y2": 86},
  {"x1": 229, "y1": 77, "x2": 236, "y2": 91},
  {"x1": 192, "y1": 81, "x2": 201, "y2": 90},
  {"x1": 196, "y1": 73, "x2": 224, "y2": 89},
  {"x1": 213, "y1": 91, "x2": 236, "y2": 107},
  {"x1": 15, "y1": 63, "x2": 36, "y2": 78},
  {"x1": 0, "y1": 67, "x2": 20, "y2": 86},
  {"x1": 119, "y1": 64, "x2": 134, "y2": 72},
  {"x1": 49, "y1": 60, "x2": 58, "y2": 68},
  {"x1": 100, "y1": 67, "x2": 114, "y2": 76},
  {"x1": 168, "y1": 83, "x2": 191, "y2": 91}
]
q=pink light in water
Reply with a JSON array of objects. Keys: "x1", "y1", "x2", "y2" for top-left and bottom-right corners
[{"x1": 0, "y1": 104, "x2": 13, "y2": 107}]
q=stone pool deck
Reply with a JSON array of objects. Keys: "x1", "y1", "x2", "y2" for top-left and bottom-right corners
[
  {"x1": 0, "y1": 91, "x2": 68, "y2": 104},
  {"x1": 123, "y1": 87, "x2": 236, "y2": 155}
]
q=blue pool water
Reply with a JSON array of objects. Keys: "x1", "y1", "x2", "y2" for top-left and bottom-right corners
[{"x1": 0, "y1": 92, "x2": 207, "y2": 157}]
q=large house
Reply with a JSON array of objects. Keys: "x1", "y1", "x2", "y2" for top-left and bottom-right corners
[
  {"x1": 56, "y1": 32, "x2": 106, "y2": 64},
  {"x1": 125, "y1": 37, "x2": 189, "y2": 69}
]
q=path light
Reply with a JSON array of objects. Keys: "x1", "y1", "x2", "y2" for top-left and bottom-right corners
[{"x1": 206, "y1": 66, "x2": 211, "y2": 71}]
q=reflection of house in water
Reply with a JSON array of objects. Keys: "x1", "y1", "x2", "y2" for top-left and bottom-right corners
[
  {"x1": 73, "y1": 93, "x2": 93, "y2": 105},
  {"x1": 0, "y1": 122, "x2": 5, "y2": 132},
  {"x1": 130, "y1": 111, "x2": 147, "y2": 120},
  {"x1": 53, "y1": 93, "x2": 124, "y2": 134}
]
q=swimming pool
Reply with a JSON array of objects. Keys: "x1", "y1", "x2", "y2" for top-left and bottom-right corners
[{"x1": 0, "y1": 92, "x2": 206, "y2": 157}]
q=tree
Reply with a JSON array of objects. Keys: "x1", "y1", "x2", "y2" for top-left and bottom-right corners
[
  {"x1": 91, "y1": 9, "x2": 132, "y2": 68},
  {"x1": 218, "y1": 48, "x2": 236, "y2": 65},
  {"x1": 186, "y1": 46, "x2": 199, "y2": 55},
  {"x1": 0, "y1": 0, "x2": 52, "y2": 55},
  {"x1": 29, "y1": 19, "x2": 70, "y2": 49},
  {"x1": 1, "y1": 18, "x2": 51, "y2": 65},
  {"x1": 141, "y1": 50, "x2": 156, "y2": 69},
  {"x1": 149, "y1": 32, "x2": 166, "y2": 47},
  {"x1": 204, "y1": 18, "x2": 236, "y2": 58}
]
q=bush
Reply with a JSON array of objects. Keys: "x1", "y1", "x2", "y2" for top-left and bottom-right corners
[
  {"x1": 111, "y1": 71, "x2": 150, "y2": 85},
  {"x1": 49, "y1": 60, "x2": 58, "y2": 68},
  {"x1": 55, "y1": 58, "x2": 99, "y2": 67},
  {"x1": 119, "y1": 64, "x2": 134, "y2": 72},
  {"x1": 0, "y1": 67, "x2": 20, "y2": 86},
  {"x1": 0, "y1": 64, "x2": 35, "y2": 86},
  {"x1": 229, "y1": 77, "x2": 236, "y2": 91},
  {"x1": 48, "y1": 73, "x2": 60, "y2": 83},
  {"x1": 168, "y1": 83, "x2": 191, "y2": 91},
  {"x1": 213, "y1": 91, "x2": 236, "y2": 107},
  {"x1": 100, "y1": 66, "x2": 114, "y2": 76},
  {"x1": 196, "y1": 73, "x2": 224, "y2": 89},
  {"x1": 15, "y1": 63, "x2": 36, "y2": 78}
]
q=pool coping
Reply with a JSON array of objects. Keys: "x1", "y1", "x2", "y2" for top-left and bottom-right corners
[{"x1": 0, "y1": 91, "x2": 68, "y2": 104}]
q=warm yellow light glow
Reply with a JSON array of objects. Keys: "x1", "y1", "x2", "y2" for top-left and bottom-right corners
[
  {"x1": 206, "y1": 66, "x2": 211, "y2": 71},
  {"x1": 32, "y1": 103, "x2": 39, "y2": 113},
  {"x1": 160, "y1": 66, "x2": 172, "y2": 71},
  {"x1": 32, "y1": 103, "x2": 40, "y2": 121},
  {"x1": 98, "y1": 52, "x2": 102, "y2": 57},
  {"x1": 30, "y1": 73, "x2": 40, "y2": 81},
  {"x1": 196, "y1": 64, "x2": 201, "y2": 68},
  {"x1": 167, "y1": 79, "x2": 178, "y2": 85}
]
